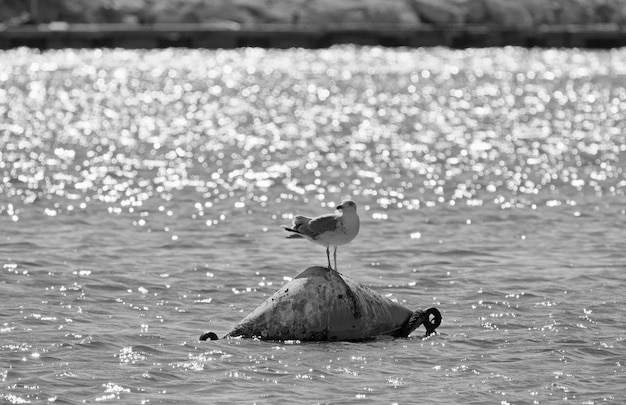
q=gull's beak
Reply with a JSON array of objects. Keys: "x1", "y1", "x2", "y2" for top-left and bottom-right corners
[{"x1": 336, "y1": 204, "x2": 343, "y2": 210}]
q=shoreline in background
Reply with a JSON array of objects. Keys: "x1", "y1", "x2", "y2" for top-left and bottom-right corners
[
  {"x1": 1, "y1": 0, "x2": 626, "y2": 49},
  {"x1": 1, "y1": 23, "x2": 626, "y2": 49}
]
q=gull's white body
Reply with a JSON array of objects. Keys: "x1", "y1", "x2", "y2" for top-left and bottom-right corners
[{"x1": 283, "y1": 201, "x2": 360, "y2": 270}]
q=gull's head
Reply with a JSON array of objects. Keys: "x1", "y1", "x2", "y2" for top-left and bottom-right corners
[{"x1": 337, "y1": 200, "x2": 357, "y2": 213}]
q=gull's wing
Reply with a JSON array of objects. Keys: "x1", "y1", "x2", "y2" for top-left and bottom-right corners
[{"x1": 305, "y1": 214, "x2": 339, "y2": 238}]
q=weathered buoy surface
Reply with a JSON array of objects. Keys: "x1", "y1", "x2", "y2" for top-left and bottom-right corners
[{"x1": 204, "y1": 266, "x2": 441, "y2": 341}]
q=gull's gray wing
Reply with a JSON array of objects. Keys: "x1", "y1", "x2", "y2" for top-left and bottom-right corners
[{"x1": 305, "y1": 214, "x2": 339, "y2": 238}]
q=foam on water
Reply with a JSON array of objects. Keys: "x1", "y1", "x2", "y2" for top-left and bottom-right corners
[{"x1": 0, "y1": 46, "x2": 625, "y2": 404}]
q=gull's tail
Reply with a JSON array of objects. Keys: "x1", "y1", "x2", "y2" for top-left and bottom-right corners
[
  {"x1": 283, "y1": 227, "x2": 305, "y2": 239},
  {"x1": 283, "y1": 215, "x2": 311, "y2": 239}
]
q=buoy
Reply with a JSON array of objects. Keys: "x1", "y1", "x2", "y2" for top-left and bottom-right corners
[{"x1": 200, "y1": 266, "x2": 441, "y2": 341}]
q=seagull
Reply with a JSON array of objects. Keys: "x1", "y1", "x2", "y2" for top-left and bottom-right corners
[{"x1": 283, "y1": 200, "x2": 360, "y2": 271}]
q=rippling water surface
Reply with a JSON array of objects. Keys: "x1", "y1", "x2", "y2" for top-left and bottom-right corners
[{"x1": 1, "y1": 46, "x2": 625, "y2": 404}]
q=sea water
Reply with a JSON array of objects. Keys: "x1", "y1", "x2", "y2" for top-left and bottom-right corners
[{"x1": 0, "y1": 46, "x2": 625, "y2": 404}]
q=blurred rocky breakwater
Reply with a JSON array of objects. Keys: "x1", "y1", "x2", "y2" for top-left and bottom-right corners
[{"x1": 2, "y1": 0, "x2": 626, "y2": 27}]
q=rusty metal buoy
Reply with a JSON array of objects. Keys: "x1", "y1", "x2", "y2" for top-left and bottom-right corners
[{"x1": 200, "y1": 266, "x2": 441, "y2": 342}]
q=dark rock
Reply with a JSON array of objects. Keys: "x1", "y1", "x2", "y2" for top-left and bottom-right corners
[
  {"x1": 408, "y1": 0, "x2": 464, "y2": 25},
  {"x1": 465, "y1": 0, "x2": 534, "y2": 28}
]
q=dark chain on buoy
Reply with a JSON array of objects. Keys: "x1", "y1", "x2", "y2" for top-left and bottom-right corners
[{"x1": 401, "y1": 307, "x2": 442, "y2": 337}]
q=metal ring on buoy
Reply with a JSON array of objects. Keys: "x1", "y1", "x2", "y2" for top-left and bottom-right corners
[
  {"x1": 199, "y1": 331, "x2": 219, "y2": 341},
  {"x1": 423, "y1": 308, "x2": 442, "y2": 335}
]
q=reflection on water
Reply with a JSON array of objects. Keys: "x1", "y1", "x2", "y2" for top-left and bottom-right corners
[
  {"x1": 2, "y1": 47, "x2": 624, "y2": 222},
  {"x1": 0, "y1": 46, "x2": 625, "y2": 404}
]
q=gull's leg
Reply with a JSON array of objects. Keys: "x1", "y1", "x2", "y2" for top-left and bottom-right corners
[
  {"x1": 326, "y1": 246, "x2": 332, "y2": 270},
  {"x1": 333, "y1": 246, "x2": 338, "y2": 271}
]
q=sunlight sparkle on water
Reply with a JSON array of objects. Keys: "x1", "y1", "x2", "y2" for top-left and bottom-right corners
[{"x1": 1, "y1": 47, "x2": 624, "y2": 228}]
